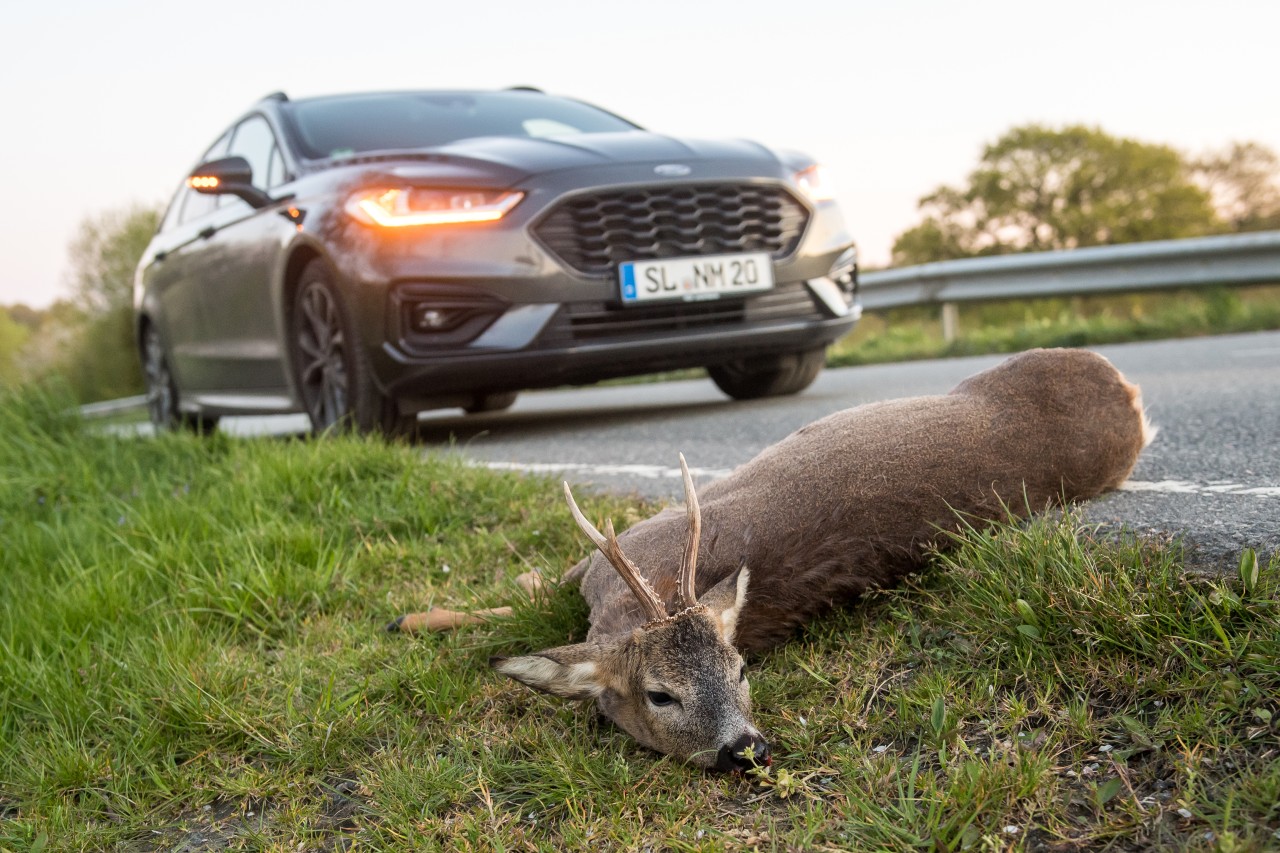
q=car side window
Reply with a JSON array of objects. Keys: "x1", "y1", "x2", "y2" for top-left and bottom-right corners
[
  {"x1": 227, "y1": 116, "x2": 278, "y2": 192},
  {"x1": 176, "y1": 130, "x2": 232, "y2": 226},
  {"x1": 266, "y1": 144, "x2": 287, "y2": 189},
  {"x1": 158, "y1": 185, "x2": 186, "y2": 233}
]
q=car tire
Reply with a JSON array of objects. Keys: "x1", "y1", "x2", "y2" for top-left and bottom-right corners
[
  {"x1": 290, "y1": 258, "x2": 417, "y2": 439},
  {"x1": 707, "y1": 347, "x2": 827, "y2": 400},
  {"x1": 142, "y1": 324, "x2": 219, "y2": 435},
  {"x1": 464, "y1": 391, "x2": 519, "y2": 414}
]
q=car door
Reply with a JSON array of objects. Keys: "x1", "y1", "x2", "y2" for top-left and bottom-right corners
[
  {"x1": 138, "y1": 130, "x2": 232, "y2": 393},
  {"x1": 181, "y1": 114, "x2": 297, "y2": 395}
]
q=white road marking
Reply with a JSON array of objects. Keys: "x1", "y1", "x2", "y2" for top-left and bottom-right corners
[
  {"x1": 479, "y1": 461, "x2": 733, "y2": 480},
  {"x1": 1120, "y1": 480, "x2": 1280, "y2": 498},
  {"x1": 479, "y1": 463, "x2": 1279, "y2": 499}
]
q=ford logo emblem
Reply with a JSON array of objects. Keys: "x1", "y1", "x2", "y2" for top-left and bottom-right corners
[{"x1": 654, "y1": 164, "x2": 692, "y2": 177}]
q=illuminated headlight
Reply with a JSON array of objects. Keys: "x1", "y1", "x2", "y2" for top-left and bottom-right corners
[
  {"x1": 346, "y1": 187, "x2": 524, "y2": 227},
  {"x1": 793, "y1": 164, "x2": 836, "y2": 203}
]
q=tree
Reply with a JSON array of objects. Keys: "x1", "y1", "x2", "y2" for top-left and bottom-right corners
[
  {"x1": 68, "y1": 203, "x2": 161, "y2": 313},
  {"x1": 892, "y1": 124, "x2": 1220, "y2": 265},
  {"x1": 5, "y1": 303, "x2": 44, "y2": 332},
  {"x1": 0, "y1": 309, "x2": 31, "y2": 387},
  {"x1": 1192, "y1": 141, "x2": 1280, "y2": 233},
  {"x1": 1, "y1": 302, "x2": 76, "y2": 388},
  {"x1": 52, "y1": 204, "x2": 161, "y2": 401}
]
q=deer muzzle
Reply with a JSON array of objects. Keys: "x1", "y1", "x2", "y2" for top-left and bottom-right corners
[{"x1": 714, "y1": 732, "x2": 771, "y2": 773}]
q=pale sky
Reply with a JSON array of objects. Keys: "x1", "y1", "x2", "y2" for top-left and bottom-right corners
[{"x1": 3, "y1": 0, "x2": 1277, "y2": 308}]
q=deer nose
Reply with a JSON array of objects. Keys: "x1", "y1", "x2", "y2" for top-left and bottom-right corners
[{"x1": 715, "y1": 732, "x2": 771, "y2": 773}]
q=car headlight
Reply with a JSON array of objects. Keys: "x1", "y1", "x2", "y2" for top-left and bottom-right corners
[
  {"x1": 345, "y1": 187, "x2": 524, "y2": 227},
  {"x1": 793, "y1": 165, "x2": 836, "y2": 203}
]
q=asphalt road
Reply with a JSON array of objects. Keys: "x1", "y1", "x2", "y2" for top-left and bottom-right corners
[{"x1": 225, "y1": 331, "x2": 1280, "y2": 568}]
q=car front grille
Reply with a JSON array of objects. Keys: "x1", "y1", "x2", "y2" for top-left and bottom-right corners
[
  {"x1": 534, "y1": 182, "x2": 810, "y2": 275},
  {"x1": 535, "y1": 282, "x2": 824, "y2": 344}
]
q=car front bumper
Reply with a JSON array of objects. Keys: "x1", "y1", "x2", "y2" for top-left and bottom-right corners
[
  {"x1": 322, "y1": 177, "x2": 859, "y2": 407},
  {"x1": 377, "y1": 277, "x2": 860, "y2": 407}
]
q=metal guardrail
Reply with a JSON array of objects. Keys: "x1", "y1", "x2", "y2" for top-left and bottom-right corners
[
  {"x1": 78, "y1": 395, "x2": 147, "y2": 419},
  {"x1": 78, "y1": 231, "x2": 1280, "y2": 416},
  {"x1": 859, "y1": 230, "x2": 1280, "y2": 311}
]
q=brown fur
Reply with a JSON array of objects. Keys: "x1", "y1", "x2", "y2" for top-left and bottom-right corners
[
  {"x1": 491, "y1": 564, "x2": 761, "y2": 770},
  {"x1": 569, "y1": 348, "x2": 1151, "y2": 652},
  {"x1": 413, "y1": 348, "x2": 1152, "y2": 769}
]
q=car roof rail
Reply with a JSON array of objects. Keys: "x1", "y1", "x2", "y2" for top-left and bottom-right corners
[{"x1": 506, "y1": 85, "x2": 544, "y2": 93}]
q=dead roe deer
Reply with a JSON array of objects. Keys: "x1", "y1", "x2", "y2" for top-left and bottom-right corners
[{"x1": 392, "y1": 348, "x2": 1155, "y2": 771}]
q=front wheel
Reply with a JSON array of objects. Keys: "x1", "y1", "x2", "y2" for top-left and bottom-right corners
[
  {"x1": 142, "y1": 324, "x2": 218, "y2": 434},
  {"x1": 707, "y1": 347, "x2": 827, "y2": 400},
  {"x1": 290, "y1": 259, "x2": 416, "y2": 439}
]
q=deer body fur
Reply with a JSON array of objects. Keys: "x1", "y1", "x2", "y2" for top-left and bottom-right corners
[
  {"x1": 565, "y1": 347, "x2": 1152, "y2": 653},
  {"x1": 410, "y1": 348, "x2": 1153, "y2": 770}
]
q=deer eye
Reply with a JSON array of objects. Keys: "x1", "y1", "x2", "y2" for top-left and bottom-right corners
[
  {"x1": 646, "y1": 690, "x2": 675, "y2": 707},
  {"x1": 739, "y1": 664, "x2": 748, "y2": 682}
]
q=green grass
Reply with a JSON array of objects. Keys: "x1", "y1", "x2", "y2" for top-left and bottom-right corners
[
  {"x1": 831, "y1": 283, "x2": 1280, "y2": 367},
  {"x1": 2, "y1": 386, "x2": 1278, "y2": 851}
]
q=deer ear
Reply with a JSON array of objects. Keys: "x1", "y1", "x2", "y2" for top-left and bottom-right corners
[
  {"x1": 699, "y1": 562, "x2": 750, "y2": 645},
  {"x1": 491, "y1": 642, "x2": 612, "y2": 701}
]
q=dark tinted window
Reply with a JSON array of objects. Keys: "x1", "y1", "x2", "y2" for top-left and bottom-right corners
[{"x1": 282, "y1": 91, "x2": 639, "y2": 159}]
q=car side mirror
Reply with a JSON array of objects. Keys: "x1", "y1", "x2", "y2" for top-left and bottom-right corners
[{"x1": 188, "y1": 156, "x2": 273, "y2": 209}]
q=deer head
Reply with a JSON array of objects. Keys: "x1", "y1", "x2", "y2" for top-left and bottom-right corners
[{"x1": 492, "y1": 455, "x2": 770, "y2": 772}]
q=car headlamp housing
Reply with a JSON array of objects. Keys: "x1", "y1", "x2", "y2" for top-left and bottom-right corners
[
  {"x1": 346, "y1": 187, "x2": 524, "y2": 227},
  {"x1": 793, "y1": 164, "x2": 836, "y2": 203}
]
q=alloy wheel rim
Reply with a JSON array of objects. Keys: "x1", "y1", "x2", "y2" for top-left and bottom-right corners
[{"x1": 296, "y1": 283, "x2": 349, "y2": 429}]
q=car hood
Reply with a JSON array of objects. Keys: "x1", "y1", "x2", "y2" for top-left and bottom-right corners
[
  {"x1": 439, "y1": 132, "x2": 783, "y2": 172},
  {"x1": 324, "y1": 132, "x2": 792, "y2": 186}
]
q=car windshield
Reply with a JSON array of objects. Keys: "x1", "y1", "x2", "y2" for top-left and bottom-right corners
[{"x1": 282, "y1": 91, "x2": 640, "y2": 159}]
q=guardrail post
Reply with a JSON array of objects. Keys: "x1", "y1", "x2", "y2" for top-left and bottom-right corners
[{"x1": 941, "y1": 302, "x2": 959, "y2": 343}]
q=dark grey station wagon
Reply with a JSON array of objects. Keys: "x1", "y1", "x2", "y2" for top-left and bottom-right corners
[{"x1": 134, "y1": 88, "x2": 861, "y2": 436}]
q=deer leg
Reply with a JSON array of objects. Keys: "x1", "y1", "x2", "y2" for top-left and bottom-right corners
[
  {"x1": 514, "y1": 569, "x2": 546, "y2": 598},
  {"x1": 386, "y1": 570, "x2": 547, "y2": 635},
  {"x1": 387, "y1": 606, "x2": 514, "y2": 633}
]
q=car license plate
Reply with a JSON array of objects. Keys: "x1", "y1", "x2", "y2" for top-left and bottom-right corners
[{"x1": 618, "y1": 252, "x2": 774, "y2": 305}]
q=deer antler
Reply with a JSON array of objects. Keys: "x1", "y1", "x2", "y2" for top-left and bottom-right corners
[
  {"x1": 563, "y1": 481, "x2": 668, "y2": 622},
  {"x1": 676, "y1": 453, "x2": 701, "y2": 609}
]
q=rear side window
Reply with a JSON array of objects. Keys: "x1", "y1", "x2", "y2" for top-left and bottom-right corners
[{"x1": 283, "y1": 91, "x2": 638, "y2": 159}]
